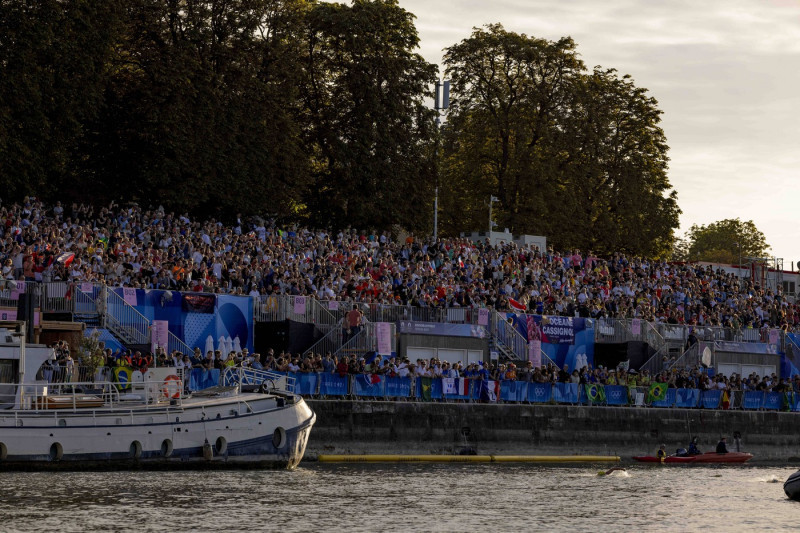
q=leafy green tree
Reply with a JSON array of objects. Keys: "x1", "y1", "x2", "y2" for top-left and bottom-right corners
[
  {"x1": 0, "y1": 0, "x2": 123, "y2": 200},
  {"x1": 440, "y1": 24, "x2": 680, "y2": 256},
  {"x1": 681, "y1": 218, "x2": 770, "y2": 264},
  {"x1": 300, "y1": 0, "x2": 438, "y2": 230},
  {"x1": 83, "y1": 0, "x2": 310, "y2": 216}
]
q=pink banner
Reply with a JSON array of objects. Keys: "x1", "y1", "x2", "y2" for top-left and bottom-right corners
[
  {"x1": 769, "y1": 328, "x2": 779, "y2": 345},
  {"x1": 376, "y1": 322, "x2": 392, "y2": 355},
  {"x1": 528, "y1": 340, "x2": 542, "y2": 367},
  {"x1": 478, "y1": 308, "x2": 489, "y2": 326},
  {"x1": 80, "y1": 282, "x2": 94, "y2": 293},
  {"x1": 328, "y1": 300, "x2": 339, "y2": 311},
  {"x1": 151, "y1": 320, "x2": 169, "y2": 352},
  {"x1": 123, "y1": 287, "x2": 137, "y2": 306},
  {"x1": 631, "y1": 319, "x2": 641, "y2": 335},
  {"x1": 10, "y1": 281, "x2": 25, "y2": 300},
  {"x1": 293, "y1": 295, "x2": 306, "y2": 315}
]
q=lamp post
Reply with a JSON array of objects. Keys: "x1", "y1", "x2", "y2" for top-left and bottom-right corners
[
  {"x1": 733, "y1": 242, "x2": 741, "y2": 280},
  {"x1": 488, "y1": 195, "x2": 498, "y2": 243},
  {"x1": 433, "y1": 80, "x2": 450, "y2": 241}
]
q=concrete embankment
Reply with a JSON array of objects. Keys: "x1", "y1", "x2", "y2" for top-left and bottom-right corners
[{"x1": 304, "y1": 400, "x2": 800, "y2": 462}]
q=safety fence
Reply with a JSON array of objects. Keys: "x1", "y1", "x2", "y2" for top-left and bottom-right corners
[{"x1": 246, "y1": 373, "x2": 800, "y2": 411}]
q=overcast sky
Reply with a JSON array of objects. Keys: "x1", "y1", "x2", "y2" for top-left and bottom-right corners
[{"x1": 399, "y1": 0, "x2": 800, "y2": 266}]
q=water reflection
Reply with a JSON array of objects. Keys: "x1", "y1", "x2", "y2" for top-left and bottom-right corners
[{"x1": 0, "y1": 465, "x2": 796, "y2": 532}]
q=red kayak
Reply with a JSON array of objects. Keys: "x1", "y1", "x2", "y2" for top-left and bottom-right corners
[
  {"x1": 633, "y1": 452, "x2": 753, "y2": 464},
  {"x1": 633, "y1": 455, "x2": 697, "y2": 463}
]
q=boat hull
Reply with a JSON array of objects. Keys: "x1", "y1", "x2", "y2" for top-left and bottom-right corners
[
  {"x1": 633, "y1": 452, "x2": 752, "y2": 464},
  {"x1": 0, "y1": 393, "x2": 315, "y2": 470},
  {"x1": 784, "y1": 470, "x2": 800, "y2": 500}
]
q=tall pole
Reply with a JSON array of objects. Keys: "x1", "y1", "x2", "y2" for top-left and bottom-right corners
[{"x1": 432, "y1": 80, "x2": 449, "y2": 241}]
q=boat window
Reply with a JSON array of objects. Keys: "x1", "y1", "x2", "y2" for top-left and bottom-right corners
[{"x1": 0, "y1": 360, "x2": 16, "y2": 383}]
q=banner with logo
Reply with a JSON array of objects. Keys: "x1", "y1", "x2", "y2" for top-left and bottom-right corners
[
  {"x1": 376, "y1": 322, "x2": 392, "y2": 355},
  {"x1": 397, "y1": 321, "x2": 487, "y2": 338},
  {"x1": 509, "y1": 314, "x2": 594, "y2": 372}
]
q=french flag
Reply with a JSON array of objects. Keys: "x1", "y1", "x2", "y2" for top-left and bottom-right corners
[
  {"x1": 57, "y1": 252, "x2": 75, "y2": 266},
  {"x1": 508, "y1": 298, "x2": 526, "y2": 312}
]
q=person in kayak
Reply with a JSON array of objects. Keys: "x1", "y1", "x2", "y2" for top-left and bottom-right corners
[
  {"x1": 657, "y1": 444, "x2": 667, "y2": 462},
  {"x1": 716, "y1": 436, "x2": 729, "y2": 454},
  {"x1": 688, "y1": 437, "x2": 701, "y2": 455}
]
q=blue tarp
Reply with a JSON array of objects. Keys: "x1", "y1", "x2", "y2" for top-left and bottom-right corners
[
  {"x1": 604, "y1": 385, "x2": 628, "y2": 406},
  {"x1": 528, "y1": 382, "x2": 552, "y2": 403},
  {"x1": 700, "y1": 389, "x2": 722, "y2": 409},
  {"x1": 675, "y1": 388, "x2": 700, "y2": 408},
  {"x1": 552, "y1": 382, "x2": 580, "y2": 404}
]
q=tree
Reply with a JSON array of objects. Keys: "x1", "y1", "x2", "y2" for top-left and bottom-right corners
[
  {"x1": 680, "y1": 218, "x2": 770, "y2": 264},
  {"x1": 300, "y1": 0, "x2": 438, "y2": 230},
  {"x1": 0, "y1": 0, "x2": 123, "y2": 200},
  {"x1": 440, "y1": 24, "x2": 680, "y2": 256},
  {"x1": 82, "y1": 0, "x2": 311, "y2": 216}
]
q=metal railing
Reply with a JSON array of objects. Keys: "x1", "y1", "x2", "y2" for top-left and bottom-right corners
[
  {"x1": 167, "y1": 330, "x2": 193, "y2": 356},
  {"x1": 222, "y1": 366, "x2": 295, "y2": 393},
  {"x1": 103, "y1": 288, "x2": 151, "y2": 344}
]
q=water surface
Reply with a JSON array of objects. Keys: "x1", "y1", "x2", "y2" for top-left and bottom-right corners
[{"x1": 1, "y1": 464, "x2": 796, "y2": 532}]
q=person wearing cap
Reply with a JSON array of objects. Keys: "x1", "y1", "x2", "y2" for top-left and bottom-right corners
[{"x1": 716, "y1": 436, "x2": 729, "y2": 454}]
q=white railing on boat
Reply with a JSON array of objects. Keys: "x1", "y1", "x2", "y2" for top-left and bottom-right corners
[
  {"x1": 16, "y1": 377, "x2": 185, "y2": 412},
  {"x1": 222, "y1": 367, "x2": 295, "y2": 393}
]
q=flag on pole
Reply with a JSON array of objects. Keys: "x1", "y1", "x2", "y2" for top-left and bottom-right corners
[
  {"x1": 508, "y1": 298, "x2": 526, "y2": 312},
  {"x1": 57, "y1": 252, "x2": 75, "y2": 266},
  {"x1": 648, "y1": 382, "x2": 668, "y2": 403}
]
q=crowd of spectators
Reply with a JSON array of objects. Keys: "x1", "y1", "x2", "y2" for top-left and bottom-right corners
[{"x1": 1, "y1": 197, "x2": 798, "y2": 336}]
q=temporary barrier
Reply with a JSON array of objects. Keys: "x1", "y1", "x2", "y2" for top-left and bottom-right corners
[
  {"x1": 651, "y1": 388, "x2": 677, "y2": 408},
  {"x1": 320, "y1": 373, "x2": 349, "y2": 396},
  {"x1": 552, "y1": 383, "x2": 580, "y2": 404},
  {"x1": 294, "y1": 372, "x2": 320, "y2": 396},
  {"x1": 700, "y1": 389, "x2": 722, "y2": 409},
  {"x1": 604, "y1": 385, "x2": 629, "y2": 406},
  {"x1": 742, "y1": 391, "x2": 763, "y2": 410},
  {"x1": 675, "y1": 388, "x2": 700, "y2": 408},
  {"x1": 763, "y1": 391, "x2": 783, "y2": 411},
  {"x1": 354, "y1": 374, "x2": 385, "y2": 397},
  {"x1": 527, "y1": 382, "x2": 552, "y2": 403},
  {"x1": 385, "y1": 377, "x2": 413, "y2": 398},
  {"x1": 500, "y1": 381, "x2": 528, "y2": 403}
]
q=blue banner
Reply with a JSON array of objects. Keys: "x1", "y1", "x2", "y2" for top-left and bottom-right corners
[
  {"x1": 700, "y1": 389, "x2": 722, "y2": 409},
  {"x1": 508, "y1": 314, "x2": 594, "y2": 372},
  {"x1": 651, "y1": 388, "x2": 676, "y2": 408},
  {"x1": 189, "y1": 368, "x2": 220, "y2": 391},
  {"x1": 675, "y1": 388, "x2": 700, "y2": 408},
  {"x1": 742, "y1": 391, "x2": 764, "y2": 409},
  {"x1": 605, "y1": 385, "x2": 629, "y2": 406},
  {"x1": 293, "y1": 372, "x2": 319, "y2": 395},
  {"x1": 385, "y1": 376, "x2": 412, "y2": 398},
  {"x1": 397, "y1": 321, "x2": 487, "y2": 338},
  {"x1": 528, "y1": 382, "x2": 552, "y2": 403},
  {"x1": 764, "y1": 391, "x2": 783, "y2": 411},
  {"x1": 552, "y1": 382, "x2": 580, "y2": 404},
  {"x1": 415, "y1": 377, "x2": 443, "y2": 400},
  {"x1": 500, "y1": 381, "x2": 528, "y2": 402},
  {"x1": 714, "y1": 340, "x2": 778, "y2": 354},
  {"x1": 354, "y1": 374, "x2": 385, "y2": 396},
  {"x1": 320, "y1": 373, "x2": 348, "y2": 396}
]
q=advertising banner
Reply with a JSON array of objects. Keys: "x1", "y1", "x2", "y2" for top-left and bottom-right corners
[{"x1": 397, "y1": 321, "x2": 487, "y2": 338}]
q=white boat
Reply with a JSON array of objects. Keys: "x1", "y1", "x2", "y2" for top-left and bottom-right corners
[
  {"x1": 785, "y1": 469, "x2": 800, "y2": 501},
  {"x1": 0, "y1": 327, "x2": 315, "y2": 469}
]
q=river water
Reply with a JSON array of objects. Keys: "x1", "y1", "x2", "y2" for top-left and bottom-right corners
[{"x1": 1, "y1": 464, "x2": 797, "y2": 532}]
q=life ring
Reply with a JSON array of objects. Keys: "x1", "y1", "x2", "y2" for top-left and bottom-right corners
[{"x1": 163, "y1": 374, "x2": 181, "y2": 399}]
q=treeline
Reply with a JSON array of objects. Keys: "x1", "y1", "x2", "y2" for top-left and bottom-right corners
[{"x1": 0, "y1": 0, "x2": 680, "y2": 256}]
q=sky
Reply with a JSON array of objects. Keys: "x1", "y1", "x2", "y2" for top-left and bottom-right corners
[{"x1": 396, "y1": 0, "x2": 800, "y2": 266}]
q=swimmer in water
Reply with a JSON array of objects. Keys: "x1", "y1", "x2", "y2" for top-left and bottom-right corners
[{"x1": 597, "y1": 467, "x2": 626, "y2": 476}]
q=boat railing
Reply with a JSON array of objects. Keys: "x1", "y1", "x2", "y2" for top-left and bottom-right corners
[
  {"x1": 17, "y1": 376, "x2": 186, "y2": 412},
  {"x1": 222, "y1": 367, "x2": 295, "y2": 393}
]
